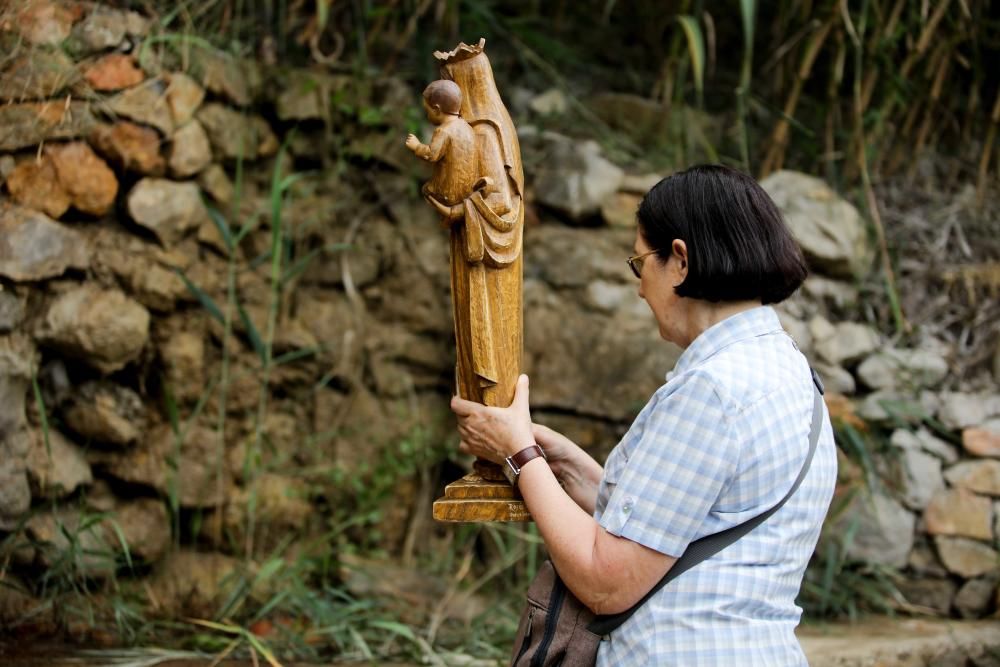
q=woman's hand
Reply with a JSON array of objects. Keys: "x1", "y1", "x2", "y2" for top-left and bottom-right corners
[{"x1": 451, "y1": 374, "x2": 535, "y2": 464}]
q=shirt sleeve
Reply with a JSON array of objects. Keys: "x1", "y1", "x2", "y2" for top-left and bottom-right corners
[{"x1": 599, "y1": 371, "x2": 740, "y2": 558}]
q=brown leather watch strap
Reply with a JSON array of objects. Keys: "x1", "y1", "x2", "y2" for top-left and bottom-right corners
[{"x1": 504, "y1": 444, "x2": 546, "y2": 488}]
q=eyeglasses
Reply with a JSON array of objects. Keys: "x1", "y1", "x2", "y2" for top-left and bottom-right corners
[{"x1": 626, "y1": 249, "x2": 658, "y2": 279}]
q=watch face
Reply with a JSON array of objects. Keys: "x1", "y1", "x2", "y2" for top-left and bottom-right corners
[{"x1": 502, "y1": 460, "x2": 517, "y2": 487}]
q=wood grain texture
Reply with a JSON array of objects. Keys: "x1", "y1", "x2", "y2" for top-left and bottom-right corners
[
  {"x1": 433, "y1": 472, "x2": 531, "y2": 522},
  {"x1": 407, "y1": 39, "x2": 529, "y2": 519}
]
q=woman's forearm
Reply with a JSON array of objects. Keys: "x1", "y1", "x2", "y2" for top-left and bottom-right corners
[
  {"x1": 517, "y1": 458, "x2": 672, "y2": 615},
  {"x1": 555, "y1": 446, "x2": 604, "y2": 514},
  {"x1": 533, "y1": 424, "x2": 604, "y2": 514}
]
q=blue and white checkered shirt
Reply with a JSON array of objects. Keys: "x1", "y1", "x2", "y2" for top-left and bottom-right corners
[{"x1": 594, "y1": 306, "x2": 837, "y2": 666}]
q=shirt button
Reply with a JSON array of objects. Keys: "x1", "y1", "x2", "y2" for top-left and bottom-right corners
[{"x1": 622, "y1": 499, "x2": 633, "y2": 514}]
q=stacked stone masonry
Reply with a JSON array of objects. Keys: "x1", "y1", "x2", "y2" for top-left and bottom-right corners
[{"x1": 0, "y1": 1, "x2": 997, "y2": 624}]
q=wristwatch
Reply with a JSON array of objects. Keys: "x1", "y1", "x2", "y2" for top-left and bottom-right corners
[{"x1": 503, "y1": 444, "x2": 546, "y2": 489}]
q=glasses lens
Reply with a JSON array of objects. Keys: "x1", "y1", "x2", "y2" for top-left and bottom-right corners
[{"x1": 628, "y1": 257, "x2": 642, "y2": 279}]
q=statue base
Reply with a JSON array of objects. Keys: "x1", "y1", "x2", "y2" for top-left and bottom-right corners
[{"x1": 432, "y1": 471, "x2": 532, "y2": 522}]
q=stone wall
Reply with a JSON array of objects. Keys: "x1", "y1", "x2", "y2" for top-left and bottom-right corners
[{"x1": 0, "y1": 1, "x2": 998, "y2": 623}]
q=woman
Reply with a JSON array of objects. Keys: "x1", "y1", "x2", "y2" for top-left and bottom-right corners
[{"x1": 452, "y1": 165, "x2": 837, "y2": 665}]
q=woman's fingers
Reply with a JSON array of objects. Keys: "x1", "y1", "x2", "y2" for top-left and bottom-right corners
[{"x1": 450, "y1": 394, "x2": 480, "y2": 417}]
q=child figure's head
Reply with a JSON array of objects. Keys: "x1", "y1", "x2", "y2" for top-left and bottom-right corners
[{"x1": 422, "y1": 80, "x2": 462, "y2": 123}]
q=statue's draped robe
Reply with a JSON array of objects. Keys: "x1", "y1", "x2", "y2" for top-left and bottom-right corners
[{"x1": 438, "y1": 48, "x2": 524, "y2": 408}]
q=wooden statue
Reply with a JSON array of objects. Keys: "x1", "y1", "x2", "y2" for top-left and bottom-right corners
[{"x1": 406, "y1": 39, "x2": 528, "y2": 522}]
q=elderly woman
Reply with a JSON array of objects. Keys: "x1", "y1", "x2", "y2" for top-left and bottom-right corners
[{"x1": 452, "y1": 164, "x2": 837, "y2": 665}]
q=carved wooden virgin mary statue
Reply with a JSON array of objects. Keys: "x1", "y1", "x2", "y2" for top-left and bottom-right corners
[{"x1": 405, "y1": 39, "x2": 528, "y2": 522}]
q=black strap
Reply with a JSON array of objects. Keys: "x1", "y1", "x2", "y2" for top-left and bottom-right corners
[{"x1": 587, "y1": 370, "x2": 826, "y2": 636}]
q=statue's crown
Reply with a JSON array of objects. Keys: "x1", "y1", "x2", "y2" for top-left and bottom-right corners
[{"x1": 433, "y1": 38, "x2": 486, "y2": 63}]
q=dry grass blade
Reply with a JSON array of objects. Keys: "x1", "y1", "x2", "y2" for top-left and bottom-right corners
[
  {"x1": 977, "y1": 90, "x2": 1000, "y2": 204},
  {"x1": 760, "y1": 15, "x2": 836, "y2": 177}
]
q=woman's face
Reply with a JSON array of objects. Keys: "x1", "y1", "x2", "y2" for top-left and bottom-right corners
[{"x1": 634, "y1": 231, "x2": 689, "y2": 346}]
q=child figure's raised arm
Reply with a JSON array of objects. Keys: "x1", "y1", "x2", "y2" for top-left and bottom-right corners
[{"x1": 406, "y1": 127, "x2": 449, "y2": 162}]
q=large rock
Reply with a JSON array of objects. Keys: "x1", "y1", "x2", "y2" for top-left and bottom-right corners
[
  {"x1": 36, "y1": 285, "x2": 150, "y2": 374},
  {"x1": 127, "y1": 178, "x2": 209, "y2": 246},
  {"x1": 526, "y1": 225, "x2": 636, "y2": 289},
  {"x1": 196, "y1": 103, "x2": 278, "y2": 160},
  {"x1": 165, "y1": 72, "x2": 205, "y2": 126},
  {"x1": 0, "y1": 101, "x2": 96, "y2": 152},
  {"x1": 0, "y1": 335, "x2": 38, "y2": 440},
  {"x1": 953, "y1": 575, "x2": 1000, "y2": 619},
  {"x1": 7, "y1": 142, "x2": 118, "y2": 218},
  {"x1": 12, "y1": 1, "x2": 77, "y2": 45},
  {"x1": 924, "y1": 487, "x2": 994, "y2": 541},
  {"x1": 519, "y1": 226, "x2": 690, "y2": 421},
  {"x1": 102, "y1": 424, "x2": 228, "y2": 507},
  {"x1": 82, "y1": 53, "x2": 144, "y2": 91},
  {"x1": 894, "y1": 444, "x2": 944, "y2": 510},
  {"x1": 801, "y1": 275, "x2": 859, "y2": 309},
  {"x1": 26, "y1": 509, "x2": 116, "y2": 578},
  {"x1": 856, "y1": 347, "x2": 949, "y2": 391},
  {"x1": 813, "y1": 321, "x2": 881, "y2": 366},
  {"x1": 832, "y1": 491, "x2": 915, "y2": 568},
  {"x1": 0, "y1": 458, "x2": 31, "y2": 530},
  {"x1": 897, "y1": 578, "x2": 958, "y2": 615},
  {"x1": 938, "y1": 392, "x2": 1000, "y2": 431},
  {"x1": 944, "y1": 460, "x2": 1000, "y2": 496},
  {"x1": 110, "y1": 497, "x2": 170, "y2": 563},
  {"x1": 365, "y1": 325, "x2": 450, "y2": 397},
  {"x1": 89, "y1": 121, "x2": 165, "y2": 175},
  {"x1": 199, "y1": 164, "x2": 234, "y2": 205},
  {"x1": 191, "y1": 49, "x2": 255, "y2": 106},
  {"x1": 892, "y1": 427, "x2": 960, "y2": 463},
  {"x1": 69, "y1": 5, "x2": 149, "y2": 53},
  {"x1": 159, "y1": 330, "x2": 205, "y2": 403},
  {"x1": 5, "y1": 154, "x2": 70, "y2": 218},
  {"x1": 813, "y1": 361, "x2": 856, "y2": 395},
  {"x1": 798, "y1": 617, "x2": 1000, "y2": 666},
  {"x1": 25, "y1": 428, "x2": 92, "y2": 498},
  {"x1": 46, "y1": 141, "x2": 118, "y2": 216},
  {"x1": 600, "y1": 191, "x2": 643, "y2": 228},
  {"x1": 0, "y1": 48, "x2": 78, "y2": 101},
  {"x1": 62, "y1": 381, "x2": 146, "y2": 446},
  {"x1": 857, "y1": 389, "x2": 937, "y2": 424},
  {"x1": 531, "y1": 132, "x2": 625, "y2": 222},
  {"x1": 168, "y1": 120, "x2": 212, "y2": 178},
  {"x1": 106, "y1": 78, "x2": 174, "y2": 136},
  {"x1": 525, "y1": 279, "x2": 681, "y2": 421},
  {"x1": 964, "y1": 423, "x2": 1000, "y2": 458},
  {"x1": 88, "y1": 226, "x2": 193, "y2": 312},
  {"x1": 935, "y1": 536, "x2": 1000, "y2": 578},
  {"x1": 0, "y1": 204, "x2": 90, "y2": 282},
  {"x1": 0, "y1": 290, "x2": 25, "y2": 333},
  {"x1": 761, "y1": 171, "x2": 871, "y2": 277},
  {"x1": 297, "y1": 290, "x2": 361, "y2": 364},
  {"x1": 301, "y1": 211, "x2": 402, "y2": 289}
]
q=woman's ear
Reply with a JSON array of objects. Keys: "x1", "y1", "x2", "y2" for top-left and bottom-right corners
[{"x1": 672, "y1": 239, "x2": 688, "y2": 280}]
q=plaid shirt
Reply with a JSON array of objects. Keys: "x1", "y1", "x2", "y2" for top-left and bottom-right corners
[{"x1": 594, "y1": 306, "x2": 836, "y2": 666}]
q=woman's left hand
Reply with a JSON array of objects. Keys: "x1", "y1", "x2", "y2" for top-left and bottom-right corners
[{"x1": 451, "y1": 374, "x2": 535, "y2": 464}]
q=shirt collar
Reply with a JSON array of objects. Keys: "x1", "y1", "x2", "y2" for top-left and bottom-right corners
[{"x1": 666, "y1": 306, "x2": 785, "y2": 381}]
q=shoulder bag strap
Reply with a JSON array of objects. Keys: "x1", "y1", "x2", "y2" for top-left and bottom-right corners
[{"x1": 587, "y1": 368, "x2": 826, "y2": 636}]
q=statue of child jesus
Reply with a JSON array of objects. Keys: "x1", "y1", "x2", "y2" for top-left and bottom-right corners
[{"x1": 404, "y1": 79, "x2": 479, "y2": 208}]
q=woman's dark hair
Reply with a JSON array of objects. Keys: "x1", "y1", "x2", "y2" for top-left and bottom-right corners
[{"x1": 637, "y1": 164, "x2": 807, "y2": 304}]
